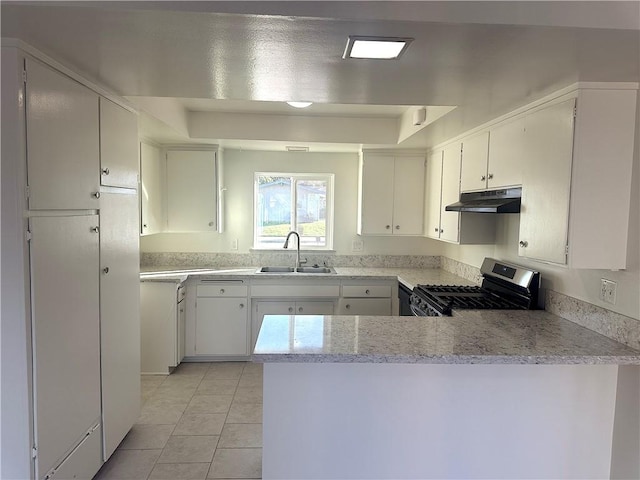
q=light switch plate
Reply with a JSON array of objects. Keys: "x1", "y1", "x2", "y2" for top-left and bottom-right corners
[
  {"x1": 231, "y1": 239, "x2": 238, "y2": 251},
  {"x1": 352, "y1": 240, "x2": 364, "y2": 252}
]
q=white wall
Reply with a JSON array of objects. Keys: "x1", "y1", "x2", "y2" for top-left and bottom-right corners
[
  {"x1": 443, "y1": 93, "x2": 640, "y2": 321},
  {"x1": 141, "y1": 150, "x2": 445, "y2": 257}
]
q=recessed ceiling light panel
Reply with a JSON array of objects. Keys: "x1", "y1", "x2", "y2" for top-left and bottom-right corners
[{"x1": 343, "y1": 35, "x2": 413, "y2": 59}]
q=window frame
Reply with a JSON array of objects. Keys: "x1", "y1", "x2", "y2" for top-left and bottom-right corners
[{"x1": 253, "y1": 172, "x2": 335, "y2": 250}]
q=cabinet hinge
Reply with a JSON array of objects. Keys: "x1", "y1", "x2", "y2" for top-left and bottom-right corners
[
  {"x1": 22, "y1": 69, "x2": 27, "y2": 84},
  {"x1": 26, "y1": 229, "x2": 32, "y2": 242},
  {"x1": 565, "y1": 245, "x2": 569, "y2": 255},
  {"x1": 25, "y1": 185, "x2": 30, "y2": 200},
  {"x1": 573, "y1": 106, "x2": 577, "y2": 119},
  {"x1": 31, "y1": 445, "x2": 37, "y2": 459}
]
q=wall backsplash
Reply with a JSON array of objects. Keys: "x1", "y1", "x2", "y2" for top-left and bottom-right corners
[{"x1": 140, "y1": 252, "x2": 441, "y2": 269}]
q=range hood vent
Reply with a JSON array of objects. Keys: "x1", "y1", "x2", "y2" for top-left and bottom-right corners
[{"x1": 445, "y1": 187, "x2": 521, "y2": 214}]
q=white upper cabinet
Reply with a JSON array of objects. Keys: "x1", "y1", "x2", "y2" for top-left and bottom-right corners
[
  {"x1": 460, "y1": 132, "x2": 489, "y2": 193},
  {"x1": 25, "y1": 58, "x2": 100, "y2": 210},
  {"x1": 166, "y1": 149, "x2": 218, "y2": 232},
  {"x1": 140, "y1": 142, "x2": 164, "y2": 235},
  {"x1": 424, "y1": 143, "x2": 496, "y2": 245},
  {"x1": 487, "y1": 116, "x2": 525, "y2": 189},
  {"x1": 440, "y1": 143, "x2": 463, "y2": 243},
  {"x1": 519, "y1": 88, "x2": 637, "y2": 269},
  {"x1": 99, "y1": 98, "x2": 138, "y2": 189},
  {"x1": 424, "y1": 150, "x2": 443, "y2": 240},
  {"x1": 358, "y1": 153, "x2": 425, "y2": 236},
  {"x1": 519, "y1": 99, "x2": 574, "y2": 264}
]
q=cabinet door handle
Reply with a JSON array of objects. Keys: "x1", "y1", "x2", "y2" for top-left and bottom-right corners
[
  {"x1": 385, "y1": 225, "x2": 391, "y2": 230},
  {"x1": 91, "y1": 226, "x2": 100, "y2": 233},
  {"x1": 239, "y1": 303, "x2": 244, "y2": 309},
  {"x1": 179, "y1": 308, "x2": 184, "y2": 313},
  {"x1": 395, "y1": 225, "x2": 400, "y2": 230},
  {"x1": 488, "y1": 173, "x2": 494, "y2": 180},
  {"x1": 143, "y1": 224, "x2": 148, "y2": 229},
  {"x1": 345, "y1": 304, "x2": 351, "y2": 309},
  {"x1": 434, "y1": 227, "x2": 439, "y2": 232},
  {"x1": 93, "y1": 191, "x2": 101, "y2": 199},
  {"x1": 208, "y1": 221, "x2": 214, "y2": 227},
  {"x1": 102, "y1": 267, "x2": 109, "y2": 274},
  {"x1": 481, "y1": 175, "x2": 486, "y2": 181},
  {"x1": 298, "y1": 307, "x2": 303, "y2": 313},
  {"x1": 440, "y1": 229, "x2": 444, "y2": 233},
  {"x1": 219, "y1": 288, "x2": 225, "y2": 294},
  {"x1": 101, "y1": 167, "x2": 110, "y2": 176},
  {"x1": 519, "y1": 240, "x2": 529, "y2": 248},
  {"x1": 365, "y1": 289, "x2": 370, "y2": 295},
  {"x1": 288, "y1": 307, "x2": 294, "y2": 313}
]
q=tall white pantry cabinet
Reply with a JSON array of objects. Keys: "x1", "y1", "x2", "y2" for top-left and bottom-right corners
[{"x1": 1, "y1": 45, "x2": 140, "y2": 480}]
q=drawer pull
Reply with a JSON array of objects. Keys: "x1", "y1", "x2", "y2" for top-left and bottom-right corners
[
  {"x1": 298, "y1": 307, "x2": 303, "y2": 313},
  {"x1": 220, "y1": 288, "x2": 225, "y2": 294},
  {"x1": 345, "y1": 304, "x2": 351, "y2": 309},
  {"x1": 288, "y1": 307, "x2": 294, "y2": 313},
  {"x1": 365, "y1": 289, "x2": 370, "y2": 295}
]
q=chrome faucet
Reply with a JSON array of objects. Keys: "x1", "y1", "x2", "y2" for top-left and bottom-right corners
[{"x1": 283, "y1": 231, "x2": 307, "y2": 268}]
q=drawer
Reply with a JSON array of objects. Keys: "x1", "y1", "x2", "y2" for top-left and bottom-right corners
[
  {"x1": 338, "y1": 298, "x2": 392, "y2": 315},
  {"x1": 251, "y1": 284, "x2": 340, "y2": 298},
  {"x1": 342, "y1": 285, "x2": 391, "y2": 298},
  {"x1": 197, "y1": 284, "x2": 248, "y2": 297}
]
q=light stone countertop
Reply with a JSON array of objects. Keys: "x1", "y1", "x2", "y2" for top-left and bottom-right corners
[
  {"x1": 139, "y1": 266, "x2": 475, "y2": 289},
  {"x1": 252, "y1": 310, "x2": 640, "y2": 365}
]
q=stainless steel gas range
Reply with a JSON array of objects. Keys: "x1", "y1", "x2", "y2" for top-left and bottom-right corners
[{"x1": 410, "y1": 258, "x2": 540, "y2": 316}]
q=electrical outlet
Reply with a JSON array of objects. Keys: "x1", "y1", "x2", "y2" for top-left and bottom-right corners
[
  {"x1": 600, "y1": 279, "x2": 617, "y2": 305},
  {"x1": 352, "y1": 240, "x2": 364, "y2": 252},
  {"x1": 231, "y1": 239, "x2": 238, "y2": 251}
]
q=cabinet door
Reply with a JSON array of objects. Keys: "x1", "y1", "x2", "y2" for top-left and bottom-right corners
[
  {"x1": 440, "y1": 143, "x2": 462, "y2": 243},
  {"x1": 488, "y1": 117, "x2": 525, "y2": 189},
  {"x1": 359, "y1": 155, "x2": 395, "y2": 235},
  {"x1": 424, "y1": 151, "x2": 443, "y2": 239},
  {"x1": 519, "y1": 99, "x2": 575, "y2": 264},
  {"x1": 196, "y1": 297, "x2": 249, "y2": 355},
  {"x1": 253, "y1": 301, "x2": 293, "y2": 349},
  {"x1": 166, "y1": 150, "x2": 217, "y2": 232},
  {"x1": 295, "y1": 301, "x2": 334, "y2": 315},
  {"x1": 25, "y1": 59, "x2": 100, "y2": 210},
  {"x1": 178, "y1": 300, "x2": 186, "y2": 364},
  {"x1": 30, "y1": 215, "x2": 101, "y2": 478},
  {"x1": 392, "y1": 156, "x2": 425, "y2": 235},
  {"x1": 460, "y1": 131, "x2": 489, "y2": 192},
  {"x1": 140, "y1": 142, "x2": 164, "y2": 235},
  {"x1": 99, "y1": 98, "x2": 139, "y2": 188},
  {"x1": 140, "y1": 282, "x2": 177, "y2": 374},
  {"x1": 99, "y1": 191, "x2": 140, "y2": 459}
]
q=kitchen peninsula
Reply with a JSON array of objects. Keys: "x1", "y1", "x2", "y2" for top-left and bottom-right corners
[{"x1": 253, "y1": 312, "x2": 640, "y2": 480}]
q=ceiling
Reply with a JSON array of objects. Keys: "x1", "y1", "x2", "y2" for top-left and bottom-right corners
[{"x1": 2, "y1": 1, "x2": 639, "y2": 151}]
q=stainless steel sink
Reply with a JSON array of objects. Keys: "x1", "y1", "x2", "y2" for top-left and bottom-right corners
[
  {"x1": 256, "y1": 266, "x2": 336, "y2": 274},
  {"x1": 257, "y1": 266, "x2": 295, "y2": 273},
  {"x1": 296, "y1": 266, "x2": 336, "y2": 274}
]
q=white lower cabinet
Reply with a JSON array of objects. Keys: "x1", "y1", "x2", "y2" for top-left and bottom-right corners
[
  {"x1": 194, "y1": 282, "x2": 249, "y2": 357},
  {"x1": 141, "y1": 282, "x2": 185, "y2": 373},
  {"x1": 99, "y1": 190, "x2": 140, "y2": 459},
  {"x1": 29, "y1": 215, "x2": 102, "y2": 479},
  {"x1": 338, "y1": 282, "x2": 394, "y2": 315},
  {"x1": 252, "y1": 300, "x2": 335, "y2": 349}
]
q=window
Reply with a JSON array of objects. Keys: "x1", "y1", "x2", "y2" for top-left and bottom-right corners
[{"x1": 254, "y1": 173, "x2": 334, "y2": 249}]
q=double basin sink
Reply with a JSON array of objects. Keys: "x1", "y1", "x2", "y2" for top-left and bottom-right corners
[{"x1": 257, "y1": 266, "x2": 336, "y2": 274}]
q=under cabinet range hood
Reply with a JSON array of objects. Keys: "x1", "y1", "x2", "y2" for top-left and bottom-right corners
[{"x1": 445, "y1": 187, "x2": 521, "y2": 213}]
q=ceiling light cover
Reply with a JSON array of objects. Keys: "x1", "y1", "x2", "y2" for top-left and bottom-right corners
[
  {"x1": 344, "y1": 36, "x2": 413, "y2": 59},
  {"x1": 287, "y1": 101, "x2": 313, "y2": 108}
]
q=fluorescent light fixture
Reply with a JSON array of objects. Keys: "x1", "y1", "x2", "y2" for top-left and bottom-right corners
[
  {"x1": 287, "y1": 101, "x2": 313, "y2": 108},
  {"x1": 343, "y1": 35, "x2": 413, "y2": 59}
]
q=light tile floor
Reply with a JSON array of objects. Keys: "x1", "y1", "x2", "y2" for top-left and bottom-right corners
[{"x1": 94, "y1": 362, "x2": 263, "y2": 480}]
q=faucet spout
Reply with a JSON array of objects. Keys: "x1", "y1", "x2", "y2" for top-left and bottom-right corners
[{"x1": 283, "y1": 231, "x2": 303, "y2": 268}]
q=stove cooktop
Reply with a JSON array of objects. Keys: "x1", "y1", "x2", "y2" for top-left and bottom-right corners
[{"x1": 412, "y1": 285, "x2": 524, "y2": 316}]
